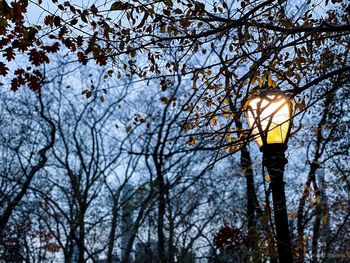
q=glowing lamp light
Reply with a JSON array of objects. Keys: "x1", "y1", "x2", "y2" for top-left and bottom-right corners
[{"x1": 245, "y1": 89, "x2": 295, "y2": 149}]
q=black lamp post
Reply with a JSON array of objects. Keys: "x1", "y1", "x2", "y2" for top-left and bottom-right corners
[{"x1": 244, "y1": 86, "x2": 295, "y2": 263}]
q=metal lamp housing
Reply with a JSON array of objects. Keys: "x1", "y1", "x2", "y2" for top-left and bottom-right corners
[{"x1": 245, "y1": 89, "x2": 295, "y2": 149}]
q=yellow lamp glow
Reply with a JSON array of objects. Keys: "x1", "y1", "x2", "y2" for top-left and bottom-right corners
[{"x1": 245, "y1": 91, "x2": 295, "y2": 148}]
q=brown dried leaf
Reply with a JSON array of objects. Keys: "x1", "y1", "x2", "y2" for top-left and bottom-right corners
[{"x1": 0, "y1": 62, "x2": 8, "y2": 76}]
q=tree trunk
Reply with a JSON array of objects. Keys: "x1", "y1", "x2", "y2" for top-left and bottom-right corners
[
  {"x1": 77, "y1": 209, "x2": 86, "y2": 263},
  {"x1": 166, "y1": 184, "x2": 175, "y2": 263},
  {"x1": 107, "y1": 197, "x2": 119, "y2": 263},
  {"x1": 156, "y1": 167, "x2": 166, "y2": 263},
  {"x1": 241, "y1": 147, "x2": 257, "y2": 231}
]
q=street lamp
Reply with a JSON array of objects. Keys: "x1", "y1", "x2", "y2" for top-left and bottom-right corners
[{"x1": 244, "y1": 86, "x2": 295, "y2": 263}]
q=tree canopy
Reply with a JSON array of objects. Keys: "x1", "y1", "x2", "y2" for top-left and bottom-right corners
[{"x1": 1, "y1": 0, "x2": 349, "y2": 149}]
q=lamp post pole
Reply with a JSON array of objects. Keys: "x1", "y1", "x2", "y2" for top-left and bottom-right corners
[
  {"x1": 262, "y1": 144, "x2": 293, "y2": 263},
  {"x1": 244, "y1": 86, "x2": 295, "y2": 262}
]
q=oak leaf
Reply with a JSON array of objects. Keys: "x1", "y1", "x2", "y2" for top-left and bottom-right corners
[
  {"x1": 29, "y1": 49, "x2": 49, "y2": 66},
  {"x1": 0, "y1": 62, "x2": 8, "y2": 76},
  {"x1": 4, "y1": 48, "x2": 15, "y2": 61}
]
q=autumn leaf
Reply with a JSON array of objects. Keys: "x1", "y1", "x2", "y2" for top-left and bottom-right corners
[
  {"x1": 0, "y1": 1, "x2": 12, "y2": 20},
  {"x1": 174, "y1": 8, "x2": 182, "y2": 14},
  {"x1": 11, "y1": 76, "x2": 25, "y2": 91},
  {"x1": 28, "y1": 75, "x2": 41, "y2": 91},
  {"x1": 77, "y1": 51, "x2": 88, "y2": 65},
  {"x1": 267, "y1": 77, "x2": 276, "y2": 88},
  {"x1": 12, "y1": 2, "x2": 23, "y2": 22},
  {"x1": 4, "y1": 48, "x2": 15, "y2": 61},
  {"x1": 29, "y1": 49, "x2": 49, "y2": 66},
  {"x1": 0, "y1": 17, "x2": 8, "y2": 35},
  {"x1": 42, "y1": 42, "x2": 60, "y2": 53},
  {"x1": 281, "y1": 19, "x2": 293, "y2": 28},
  {"x1": 160, "y1": 24, "x2": 166, "y2": 33},
  {"x1": 43, "y1": 243, "x2": 60, "y2": 253},
  {"x1": 228, "y1": 145, "x2": 236, "y2": 153},
  {"x1": 54, "y1": 16, "x2": 61, "y2": 27},
  {"x1": 80, "y1": 14, "x2": 88, "y2": 23},
  {"x1": 316, "y1": 195, "x2": 321, "y2": 205},
  {"x1": 70, "y1": 17, "x2": 78, "y2": 26},
  {"x1": 160, "y1": 97, "x2": 171, "y2": 105},
  {"x1": 130, "y1": 50, "x2": 136, "y2": 58},
  {"x1": 82, "y1": 90, "x2": 93, "y2": 98},
  {"x1": 210, "y1": 116, "x2": 217, "y2": 126},
  {"x1": 163, "y1": 0, "x2": 172, "y2": 6},
  {"x1": 0, "y1": 62, "x2": 8, "y2": 76},
  {"x1": 44, "y1": 15, "x2": 55, "y2": 26},
  {"x1": 110, "y1": 1, "x2": 131, "y2": 10},
  {"x1": 58, "y1": 26, "x2": 68, "y2": 38},
  {"x1": 95, "y1": 53, "x2": 107, "y2": 66},
  {"x1": 289, "y1": 212, "x2": 297, "y2": 219},
  {"x1": 14, "y1": 68, "x2": 25, "y2": 75},
  {"x1": 322, "y1": 214, "x2": 328, "y2": 224},
  {"x1": 296, "y1": 98, "x2": 306, "y2": 111},
  {"x1": 163, "y1": 9, "x2": 170, "y2": 16},
  {"x1": 90, "y1": 4, "x2": 98, "y2": 15},
  {"x1": 161, "y1": 78, "x2": 167, "y2": 91},
  {"x1": 188, "y1": 136, "x2": 196, "y2": 145}
]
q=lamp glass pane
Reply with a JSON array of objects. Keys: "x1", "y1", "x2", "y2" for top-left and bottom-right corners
[{"x1": 246, "y1": 94, "x2": 291, "y2": 147}]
